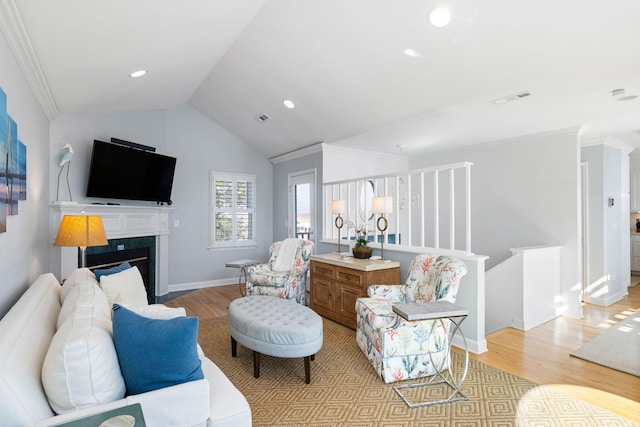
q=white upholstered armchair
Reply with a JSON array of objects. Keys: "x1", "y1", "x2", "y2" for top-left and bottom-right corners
[
  {"x1": 356, "y1": 254, "x2": 468, "y2": 383},
  {"x1": 245, "y1": 238, "x2": 314, "y2": 304}
]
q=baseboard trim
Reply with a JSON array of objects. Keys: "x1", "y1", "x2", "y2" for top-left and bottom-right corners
[
  {"x1": 452, "y1": 335, "x2": 487, "y2": 355},
  {"x1": 167, "y1": 277, "x2": 237, "y2": 294}
]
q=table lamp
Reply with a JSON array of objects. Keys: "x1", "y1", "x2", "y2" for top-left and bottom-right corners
[
  {"x1": 372, "y1": 196, "x2": 393, "y2": 260},
  {"x1": 332, "y1": 199, "x2": 345, "y2": 253},
  {"x1": 54, "y1": 213, "x2": 108, "y2": 267}
]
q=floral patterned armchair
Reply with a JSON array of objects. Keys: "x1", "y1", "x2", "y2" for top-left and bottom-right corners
[
  {"x1": 356, "y1": 254, "x2": 467, "y2": 383},
  {"x1": 245, "y1": 239, "x2": 314, "y2": 304}
]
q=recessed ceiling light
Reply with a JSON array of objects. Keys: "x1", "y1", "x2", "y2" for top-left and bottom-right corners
[
  {"x1": 283, "y1": 99, "x2": 295, "y2": 109},
  {"x1": 491, "y1": 91, "x2": 531, "y2": 105},
  {"x1": 403, "y1": 48, "x2": 422, "y2": 58},
  {"x1": 612, "y1": 88, "x2": 637, "y2": 101},
  {"x1": 429, "y1": 6, "x2": 451, "y2": 28},
  {"x1": 129, "y1": 70, "x2": 146, "y2": 78}
]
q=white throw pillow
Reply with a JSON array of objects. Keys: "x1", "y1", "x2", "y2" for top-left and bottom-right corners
[
  {"x1": 60, "y1": 268, "x2": 97, "y2": 303},
  {"x1": 123, "y1": 304, "x2": 186, "y2": 320},
  {"x1": 57, "y1": 281, "x2": 111, "y2": 329},
  {"x1": 100, "y1": 266, "x2": 149, "y2": 308},
  {"x1": 42, "y1": 311, "x2": 125, "y2": 414}
]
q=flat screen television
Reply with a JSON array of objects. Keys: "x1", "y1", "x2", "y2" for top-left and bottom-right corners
[{"x1": 86, "y1": 140, "x2": 177, "y2": 204}]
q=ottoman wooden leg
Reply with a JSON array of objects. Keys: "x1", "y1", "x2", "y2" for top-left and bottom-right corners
[
  {"x1": 253, "y1": 351, "x2": 260, "y2": 378},
  {"x1": 231, "y1": 336, "x2": 237, "y2": 357},
  {"x1": 304, "y1": 356, "x2": 311, "y2": 384}
]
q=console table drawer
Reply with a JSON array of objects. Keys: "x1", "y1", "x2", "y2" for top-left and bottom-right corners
[
  {"x1": 336, "y1": 267, "x2": 363, "y2": 286},
  {"x1": 312, "y1": 262, "x2": 335, "y2": 279}
]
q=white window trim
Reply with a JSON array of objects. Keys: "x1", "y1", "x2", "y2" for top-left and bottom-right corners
[{"x1": 209, "y1": 171, "x2": 257, "y2": 249}]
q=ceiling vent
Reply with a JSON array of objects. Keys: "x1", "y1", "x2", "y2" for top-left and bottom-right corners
[
  {"x1": 257, "y1": 114, "x2": 270, "y2": 123},
  {"x1": 492, "y1": 91, "x2": 532, "y2": 105}
]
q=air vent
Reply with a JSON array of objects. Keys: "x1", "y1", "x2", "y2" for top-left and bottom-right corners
[
  {"x1": 257, "y1": 114, "x2": 270, "y2": 122},
  {"x1": 492, "y1": 91, "x2": 532, "y2": 105}
]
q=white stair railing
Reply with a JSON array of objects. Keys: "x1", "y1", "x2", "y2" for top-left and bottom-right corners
[{"x1": 324, "y1": 162, "x2": 473, "y2": 255}]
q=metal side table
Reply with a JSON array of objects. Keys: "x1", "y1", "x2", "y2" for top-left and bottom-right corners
[
  {"x1": 391, "y1": 300, "x2": 469, "y2": 407},
  {"x1": 226, "y1": 259, "x2": 259, "y2": 296}
]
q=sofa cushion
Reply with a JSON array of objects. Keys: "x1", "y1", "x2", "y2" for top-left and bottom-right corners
[
  {"x1": 57, "y1": 280, "x2": 111, "y2": 329},
  {"x1": 42, "y1": 305, "x2": 125, "y2": 414},
  {"x1": 60, "y1": 268, "x2": 97, "y2": 303},
  {"x1": 94, "y1": 261, "x2": 132, "y2": 281},
  {"x1": 112, "y1": 304, "x2": 204, "y2": 395},
  {"x1": 100, "y1": 266, "x2": 148, "y2": 307}
]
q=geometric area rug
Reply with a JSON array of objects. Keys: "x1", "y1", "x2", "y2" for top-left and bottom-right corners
[
  {"x1": 570, "y1": 309, "x2": 640, "y2": 377},
  {"x1": 199, "y1": 317, "x2": 639, "y2": 426}
]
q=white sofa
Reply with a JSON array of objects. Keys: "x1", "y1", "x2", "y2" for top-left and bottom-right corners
[{"x1": 0, "y1": 270, "x2": 251, "y2": 427}]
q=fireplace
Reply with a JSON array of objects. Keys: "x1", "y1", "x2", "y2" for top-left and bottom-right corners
[
  {"x1": 85, "y1": 237, "x2": 156, "y2": 302},
  {"x1": 51, "y1": 203, "x2": 172, "y2": 298}
]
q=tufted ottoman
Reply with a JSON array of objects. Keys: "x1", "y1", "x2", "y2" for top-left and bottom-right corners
[{"x1": 228, "y1": 295, "x2": 323, "y2": 384}]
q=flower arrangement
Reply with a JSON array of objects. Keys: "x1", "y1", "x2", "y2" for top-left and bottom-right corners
[{"x1": 345, "y1": 220, "x2": 374, "y2": 258}]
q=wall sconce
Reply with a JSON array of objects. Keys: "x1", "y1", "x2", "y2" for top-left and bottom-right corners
[
  {"x1": 54, "y1": 213, "x2": 108, "y2": 267},
  {"x1": 332, "y1": 199, "x2": 346, "y2": 253},
  {"x1": 372, "y1": 196, "x2": 393, "y2": 260}
]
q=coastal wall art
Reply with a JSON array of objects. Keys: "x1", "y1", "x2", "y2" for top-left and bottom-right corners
[{"x1": 0, "y1": 86, "x2": 28, "y2": 233}]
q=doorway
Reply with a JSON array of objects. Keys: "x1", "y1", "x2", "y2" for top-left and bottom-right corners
[{"x1": 289, "y1": 169, "x2": 316, "y2": 244}]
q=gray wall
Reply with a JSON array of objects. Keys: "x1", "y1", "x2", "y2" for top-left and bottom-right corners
[
  {"x1": 0, "y1": 34, "x2": 51, "y2": 317},
  {"x1": 49, "y1": 105, "x2": 273, "y2": 290},
  {"x1": 408, "y1": 129, "x2": 582, "y2": 318},
  {"x1": 272, "y1": 152, "x2": 323, "y2": 242}
]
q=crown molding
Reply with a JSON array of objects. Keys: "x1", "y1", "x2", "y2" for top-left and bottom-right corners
[
  {"x1": 321, "y1": 142, "x2": 408, "y2": 163},
  {"x1": 269, "y1": 142, "x2": 323, "y2": 164},
  {"x1": 0, "y1": 0, "x2": 58, "y2": 119}
]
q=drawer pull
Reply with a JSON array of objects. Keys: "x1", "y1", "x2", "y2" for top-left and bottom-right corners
[{"x1": 346, "y1": 274, "x2": 352, "y2": 281}]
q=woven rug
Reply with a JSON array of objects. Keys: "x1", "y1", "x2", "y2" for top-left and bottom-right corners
[
  {"x1": 571, "y1": 309, "x2": 640, "y2": 377},
  {"x1": 199, "y1": 317, "x2": 638, "y2": 426}
]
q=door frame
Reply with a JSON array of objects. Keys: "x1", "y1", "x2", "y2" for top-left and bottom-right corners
[{"x1": 288, "y1": 169, "x2": 317, "y2": 243}]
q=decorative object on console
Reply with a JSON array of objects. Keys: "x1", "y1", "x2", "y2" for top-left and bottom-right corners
[
  {"x1": 347, "y1": 220, "x2": 373, "y2": 259},
  {"x1": 54, "y1": 213, "x2": 108, "y2": 267},
  {"x1": 372, "y1": 196, "x2": 393, "y2": 260},
  {"x1": 332, "y1": 199, "x2": 345, "y2": 253},
  {"x1": 56, "y1": 141, "x2": 74, "y2": 202}
]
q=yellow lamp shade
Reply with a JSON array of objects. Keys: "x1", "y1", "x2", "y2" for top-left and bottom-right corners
[{"x1": 54, "y1": 215, "x2": 108, "y2": 248}]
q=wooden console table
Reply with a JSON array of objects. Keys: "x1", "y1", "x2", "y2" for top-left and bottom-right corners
[{"x1": 309, "y1": 253, "x2": 400, "y2": 328}]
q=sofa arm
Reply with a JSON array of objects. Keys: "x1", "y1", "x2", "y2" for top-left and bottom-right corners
[
  {"x1": 127, "y1": 379, "x2": 210, "y2": 427},
  {"x1": 36, "y1": 380, "x2": 210, "y2": 427},
  {"x1": 367, "y1": 284, "x2": 404, "y2": 301}
]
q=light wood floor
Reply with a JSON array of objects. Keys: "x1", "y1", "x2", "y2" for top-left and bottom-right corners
[{"x1": 166, "y1": 280, "x2": 640, "y2": 421}]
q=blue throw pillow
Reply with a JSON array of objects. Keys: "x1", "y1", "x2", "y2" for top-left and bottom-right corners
[
  {"x1": 111, "y1": 304, "x2": 204, "y2": 395},
  {"x1": 94, "y1": 262, "x2": 132, "y2": 281}
]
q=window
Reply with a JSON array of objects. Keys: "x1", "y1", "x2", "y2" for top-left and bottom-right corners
[{"x1": 210, "y1": 172, "x2": 256, "y2": 248}]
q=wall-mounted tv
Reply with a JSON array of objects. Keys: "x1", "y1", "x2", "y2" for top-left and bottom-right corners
[{"x1": 86, "y1": 140, "x2": 177, "y2": 204}]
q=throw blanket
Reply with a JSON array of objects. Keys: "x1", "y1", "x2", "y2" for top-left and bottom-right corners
[{"x1": 272, "y1": 238, "x2": 300, "y2": 272}]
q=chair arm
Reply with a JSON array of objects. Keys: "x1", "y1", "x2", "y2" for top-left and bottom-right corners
[{"x1": 367, "y1": 284, "x2": 405, "y2": 302}]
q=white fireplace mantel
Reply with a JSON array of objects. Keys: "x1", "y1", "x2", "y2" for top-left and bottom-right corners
[{"x1": 50, "y1": 203, "x2": 173, "y2": 296}]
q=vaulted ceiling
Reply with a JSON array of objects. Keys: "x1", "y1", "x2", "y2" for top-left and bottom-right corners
[{"x1": 3, "y1": 0, "x2": 640, "y2": 158}]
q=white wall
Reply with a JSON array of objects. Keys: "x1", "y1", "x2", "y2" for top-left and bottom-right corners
[
  {"x1": 0, "y1": 34, "x2": 50, "y2": 317},
  {"x1": 49, "y1": 105, "x2": 273, "y2": 292},
  {"x1": 581, "y1": 142, "x2": 630, "y2": 305}
]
